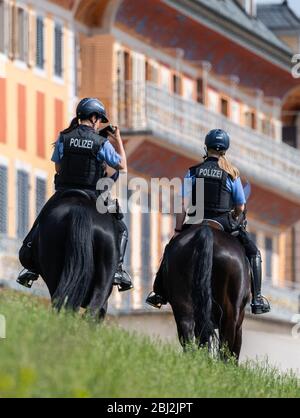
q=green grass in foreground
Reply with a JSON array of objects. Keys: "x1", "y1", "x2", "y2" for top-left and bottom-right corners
[{"x1": 0, "y1": 291, "x2": 299, "y2": 398}]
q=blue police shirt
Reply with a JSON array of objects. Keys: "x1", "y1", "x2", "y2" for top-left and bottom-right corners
[
  {"x1": 182, "y1": 170, "x2": 246, "y2": 205},
  {"x1": 51, "y1": 136, "x2": 121, "y2": 169}
]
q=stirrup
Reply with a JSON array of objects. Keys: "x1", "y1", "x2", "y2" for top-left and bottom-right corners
[
  {"x1": 113, "y1": 268, "x2": 133, "y2": 292},
  {"x1": 251, "y1": 295, "x2": 270, "y2": 315}
]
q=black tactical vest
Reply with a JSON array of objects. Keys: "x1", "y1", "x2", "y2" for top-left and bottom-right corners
[
  {"x1": 56, "y1": 125, "x2": 107, "y2": 190},
  {"x1": 189, "y1": 157, "x2": 233, "y2": 216}
]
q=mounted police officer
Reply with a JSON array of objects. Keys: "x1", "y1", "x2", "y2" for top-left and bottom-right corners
[
  {"x1": 147, "y1": 129, "x2": 270, "y2": 315},
  {"x1": 18, "y1": 98, "x2": 133, "y2": 292}
]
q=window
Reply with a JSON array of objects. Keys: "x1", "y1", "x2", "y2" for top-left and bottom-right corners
[
  {"x1": 282, "y1": 126, "x2": 297, "y2": 148},
  {"x1": 36, "y1": 177, "x2": 46, "y2": 216},
  {"x1": 262, "y1": 118, "x2": 272, "y2": 137},
  {"x1": 172, "y1": 74, "x2": 182, "y2": 95},
  {"x1": 221, "y1": 98, "x2": 229, "y2": 117},
  {"x1": 16, "y1": 7, "x2": 28, "y2": 62},
  {"x1": 36, "y1": 16, "x2": 44, "y2": 69},
  {"x1": 54, "y1": 23, "x2": 63, "y2": 77},
  {"x1": 17, "y1": 170, "x2": 29, "y2": 239},
  {"x1": 0, "y1": 165, "x2": 8, "y2": 234},
  {"x1": 145, "y1": 60, "x2": 158, "y2": 84},
  {"x1": 196, "y1": 78, "x2": 204, "y2": 104},
  {"x1": 245, "y1": 110, "x2": 256, "y2": 130},
  {"x1": 265, "y1": 237, "x2": 273, "y2": 280}
]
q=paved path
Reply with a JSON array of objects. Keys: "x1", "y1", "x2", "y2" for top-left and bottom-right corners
[{"x1": 111, "y1": 313, "x2": 300, "y2": 376}]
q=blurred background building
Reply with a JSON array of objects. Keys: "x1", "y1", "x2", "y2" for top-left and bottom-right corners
[{"x1": 0, "y1": 0, "x2": 300, "y2": 320}]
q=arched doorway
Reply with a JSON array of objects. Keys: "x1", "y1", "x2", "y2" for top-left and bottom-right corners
[{"x1": 282, "y1": 85, "x2": 300, "y2": 148}]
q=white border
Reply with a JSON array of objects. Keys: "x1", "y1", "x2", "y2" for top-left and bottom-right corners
[
  {"x1": 34, "y1": 169, "x2": 48, "y2": 180},
  {"x1": 0, "y1": 155, "x2": 9, "y2": 166},
  {"x1": 15, "y1": 159, "x2": 31, "y2": 173}
]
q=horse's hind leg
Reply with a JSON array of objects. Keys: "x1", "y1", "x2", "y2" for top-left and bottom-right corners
[
  {"x1": 232, "y1": 310, "x2": 245, "y2": 361},
  {"x1": 86, "y1": 261, "x2": 113, "y2": 322},
  {"x1": 219, "y1": 307, "x2": 238, "y2": 361},
  {"x1": 173, "y1": 310, "x2": 195, "y2": 351}
]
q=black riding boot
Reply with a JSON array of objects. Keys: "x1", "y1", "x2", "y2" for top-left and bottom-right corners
[
  {"x1": 18, "y1": 233, "x2": 40, "y2": 288},
  {"x1": 113, "y1": 226, "x2": 133, "y2": 292},
  {"x1": 17, "y1": 269, "x2": 39, "y2": 289},
  {"x1": 146, "y1": 252, "x2": 168, "y2": 309},
  {"x1": 146, "y1": 292, "x2": 167, "y2": 309},
  {"x1": 250, "y1": 254, "x2": 271, "y2": 315}
]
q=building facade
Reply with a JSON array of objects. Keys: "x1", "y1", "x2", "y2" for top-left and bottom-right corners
[{"x1": 1, "y1": 0, "x2": 300, "y2": 317}]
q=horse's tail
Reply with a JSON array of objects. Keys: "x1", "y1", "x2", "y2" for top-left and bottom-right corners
[
  {"x1": 192, "y1": 225, "x2": 215, "y2": 344},
  {"x1": 53, "y1": 205, "x2": 94, "y2": 311}
]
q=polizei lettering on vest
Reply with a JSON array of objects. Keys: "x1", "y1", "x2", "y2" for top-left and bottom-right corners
[
  {"x1": 198, "y1": 168, "x2": 222, "y2": 179},
  {"x1": 69, "y1": 138, "x2": 94, "y2": 149}
]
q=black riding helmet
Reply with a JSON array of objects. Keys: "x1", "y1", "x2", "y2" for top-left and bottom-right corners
[
  {"x1": 205, "y1": 129, "x2": 230, "y2": 152},
  {"x1": 76, "y1": 98, "x2": 109, "y2": 123}
]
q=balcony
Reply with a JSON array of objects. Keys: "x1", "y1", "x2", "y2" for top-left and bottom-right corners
[{"x1": 115, "y1": 82, "x2": 300, "y2": 201}]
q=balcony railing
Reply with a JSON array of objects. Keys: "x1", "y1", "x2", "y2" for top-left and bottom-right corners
[{"x1": 115, "y1": 81, "x2": 300, "y2": 200}]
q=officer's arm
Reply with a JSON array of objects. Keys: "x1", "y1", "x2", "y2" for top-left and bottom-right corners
[
  {"x1": 107, "y1": 127, "x2": 127, "y2": 172},
  {"x1": 233, "y1": 204, "x2": 245, "y2": 219},
  {"x1": 232, "y1": 178, "x2": 246, "y2": 218},
  {"x1": 55, "y1": 163, "x2": 61, "y2": 174}
]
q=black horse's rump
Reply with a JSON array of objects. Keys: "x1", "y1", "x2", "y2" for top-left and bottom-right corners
[
  {"x1": 35, "y1": 194, "x2": 119, "y2": 319},
  {"x1": 157, "y1": 224, "x2": 250, "y2": 359}
]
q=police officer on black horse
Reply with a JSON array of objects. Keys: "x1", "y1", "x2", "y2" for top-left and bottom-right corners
[
  {"x1": 147, "y1": 129, "x2": 270, "y2": 315},
  {"x1": 18, "y1": 98, "x2": 133, "y2": 293}
]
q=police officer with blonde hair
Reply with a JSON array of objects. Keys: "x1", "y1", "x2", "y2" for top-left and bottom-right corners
[{"x1": 147, "y1": 129, "x2": 270, "y2": 315}]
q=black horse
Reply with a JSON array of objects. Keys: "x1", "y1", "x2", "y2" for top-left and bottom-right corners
[
  {"x1": 156, "y1": 222, "x2": 251, "y2": 360},
  {"x1": 30, "y1": 191, "x2": 119, "y2": 319}
]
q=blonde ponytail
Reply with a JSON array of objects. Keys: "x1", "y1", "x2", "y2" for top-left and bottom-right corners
[{"x1": 218, "y1": 154, "x2": 240, "y2": 180}]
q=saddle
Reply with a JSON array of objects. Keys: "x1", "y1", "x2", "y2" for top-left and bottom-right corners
[
  {"x1": 200, "y1": 219, "x2": 241, "y2": 236},
  {"x1": 59, "y1": 189, "x2": 94, "y2": 201},
  {"x1": 202, "y1": 219, "x2": 224, "y2": 231},
  {"x1": 185, "y1": 220, "x2": 224, "y2": 232}
]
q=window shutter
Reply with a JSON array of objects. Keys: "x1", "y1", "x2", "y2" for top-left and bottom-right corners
[
  {"x1": 28, "y1": 11, "x2": 37, "y2": 68},
  {"x1": 0, "y1": 165, "x2": 8, "y2": 234},
  {"x1": 131, "y1": 52, "x2": 146, "y2": 129},
  {"x1": 9, "y1": 3, "x2": 17, "y2": 59},
  {"x1": 17, "y1": 170, "x2": 29, "y2": 239},
  {"x1": 54, "y1": 23, "x2": 63, "y2": 77},
  {"x1": 24, "y1": 9, "x2": 29, "y2": 64},
  {"x1": 36, "y1": 177, "x2": 46, "y2": 216},
  {"x1": 36, "y1": 16, "x2": 44, "y2": 69},
  {"x1": 4, "y1": 0, "x2": 9, "y2": 54},
  {"x1": 0, "y1": 1, "x2": 4, "y2": 53}
]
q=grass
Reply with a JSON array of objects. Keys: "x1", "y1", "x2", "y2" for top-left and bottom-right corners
[{"x1": 0, "y1": 291, "x2": 299, "y2": 398}]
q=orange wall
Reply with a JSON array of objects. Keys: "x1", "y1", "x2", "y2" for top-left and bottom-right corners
[
  {"x1": 18, "y1": 84, "x2": 27, "y2": 151},
  {"x1": 36, "y1": 92, "x2": 46, "y2": 158},
  {"x1": 0, "y1": 78, "x2": 6, "y2": 144}
]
